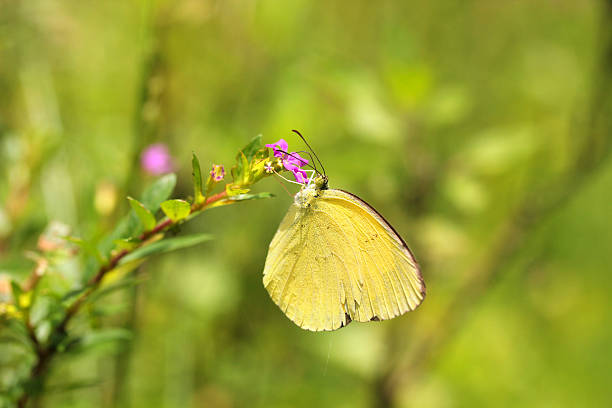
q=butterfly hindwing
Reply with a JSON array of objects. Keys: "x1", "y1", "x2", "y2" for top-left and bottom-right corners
[{"x1": 263, "y1": 188, "x2": 425, "y2": 331}]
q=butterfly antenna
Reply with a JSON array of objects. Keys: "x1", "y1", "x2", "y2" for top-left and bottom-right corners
[
  {"x1": 292, "y1": 129, "x2": 326, "y2": 177},
  {"x1": 275, "y1": 149, "x2": 319, "y2": 173},
  {"x1": 293, "y1": 150, "x2": 319, "y2": 175}
]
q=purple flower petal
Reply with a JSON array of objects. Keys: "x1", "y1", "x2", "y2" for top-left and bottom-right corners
[
  {"x1": 284, "y1": 162, "x2": 308, "y2": 184},
  {"x1": 285, "y1": 152, "x2": 309, "y2": 168},
  {"x1": 282, "y1": 161, "x2": 299, "y2": 173},
  {"x1": 293, "y1": 169, "x2": 308, "y2": 184},
  {"x1": 265, "y1": 139, "x2": 288, "y2": 158}
]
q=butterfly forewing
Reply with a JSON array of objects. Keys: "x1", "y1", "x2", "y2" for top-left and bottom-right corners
[{"x1": 263, "y1": 188, "x2": 425, "y2": 331}]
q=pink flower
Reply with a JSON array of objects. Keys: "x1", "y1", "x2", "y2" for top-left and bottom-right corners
[
  {"x1": 266, "y1": 139, "x2": 310, "y2": 184},
  {"x1": 284, "y1": 152, "x2": 309, "y2": 168},
  {"x1": 141, "y1": 143, "x2": 174, "y2": 175},
  {"x1": 293, "y1": 168, "x2": 309, "y2": 184},
  {"x1": 283, "y1": 161, "x2": 309, "y2": 184},
  {"x1": 264, "y1": 161, "x2": 274, "y2": 173},
  {"x1": 265, "y1": 139, "x2": 288, "y2": 158},
  {"x1": 210, "y1": 164, "x2": 225, "y2": 181}
]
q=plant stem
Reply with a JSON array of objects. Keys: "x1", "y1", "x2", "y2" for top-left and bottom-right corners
[{"x1": 16, "y1": 190, "x2": 228, "y2": 408}]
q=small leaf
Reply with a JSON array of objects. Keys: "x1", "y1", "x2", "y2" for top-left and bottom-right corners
[
  {"x1": 61, "y1": 286, "x2": 92, "y2": 303},
  {"x1": 228, "y1": 192, "x2": 274, "y2": 201},
  {"x1": 3, "y1": 319, "x2": 30, "y2": 344},
  {"x1": 0, "y1": 332, "x2": 32, "y2": 350},
  {"x1": 240, "y1": 134, "x2": 264, "y2": 161},
  {"x1": 100, "y1": 258, "x2": 146, "y2": 287},
  {"x1": 89, "y1": 276, "x2": 145, "y2": 303},
  {"x1": 192, "y1": 153, "x2": 204, "y2": 204},
  {"x1": 113, "y1": 238, "x2": 139, "y2": 250},
  {"x1": 66, "y1": 236, "x2": 105, "y2": 263},
  {"x1": 119, "y1": 233, "x2": 213, "y2": 265},
  {"x1": 11, "y1": 280, "x2": 25, "y2": 310},
  {"x1": 69, "y1": 328, "x2": 132, "y2": 353},
  {"x1": 140, "y1": 173, "x2": 177, "y2": 211},
  {"x1": 239, "y1": 151, "x2": 250, "y2": 183},
  {"x1": 225, "y1": 184, "x2": 250, "y2": 197},
  {"x1": 253, "y1": 146, "x2": 271, "y2": 160},
  {"x1": 98, "y1": 174, "x2": 176, "y2": 257},
  {"x1": 208, "y1": 191, "x2": 273, "y2": 209},
  {"x1": 127, "y1": 197, "x2": 156, "y2": 231},
  {"x1": 229, "y1": 135, "x2": 262, "y2": 187},
  {"x1": 160, "y1": 199, "x2": 191, "y2": 222},
  {"x1": 231, "y1": 151, "x2": 249, "y2": 184},
  {"x1": 99, "y1": 213, "x2": 140, "y2": 254},
  {"x1": 10, "y1": 281, "x2": 23, "y2": 306}
]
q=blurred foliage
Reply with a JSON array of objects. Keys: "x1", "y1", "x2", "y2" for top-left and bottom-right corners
[
  {"x1": 0, "y1": 137, "x2": 277, "y2": 407},
  {"x1": 1, "y1": 0, "x2": 611, "y2": 407}
]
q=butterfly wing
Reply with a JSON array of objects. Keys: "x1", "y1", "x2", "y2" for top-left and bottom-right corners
[{"x1": 263, "y1": 188, "x2": 425, "y2": 331}]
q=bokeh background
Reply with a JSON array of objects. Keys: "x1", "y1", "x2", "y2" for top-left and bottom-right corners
[{"x1": 1, "y1": 0, "x2": 612, "y2": 407}]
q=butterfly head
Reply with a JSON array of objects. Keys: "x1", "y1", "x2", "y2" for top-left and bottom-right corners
[
  {"x1": 314, "y1": 174, "x2": 328, "y2": 190},
  {"x1": 294, "y1": 174, "x2": 327, "y2": 208}
]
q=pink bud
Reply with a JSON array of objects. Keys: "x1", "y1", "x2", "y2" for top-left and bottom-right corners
[{"x1": 141, "y1": 143, "x2": 174, "y2": 175}]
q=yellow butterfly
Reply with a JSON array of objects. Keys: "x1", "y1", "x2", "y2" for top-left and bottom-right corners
[{"x1": 263, "y1": 140, "x2": 425, "y2": 331}]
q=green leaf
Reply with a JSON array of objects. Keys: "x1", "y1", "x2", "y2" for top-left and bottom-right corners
[
  {"x1": 231, "y1": 135, "x2": 263, "y2": 185},
  {"x1": 140, "y1": 173, "x2": 177, "y2": 211},
  {"x1": 66, "y1": 236, "x2": 105, "y2": 263},
  {"x1": 68, "y1": 329, "x2": 132, "y2": 354},
  {"x1": 113, "y1": 238, "x2": 139, "y2": 250},
  {"x1": 61, "y1": 285, "x2": 92, "y2": 303},
  {"x1": 231, "y1": 151, "x2": 249, "y2": 184},
  {"x1": 239, "y1": 152, "x2": 250, "y2": 183},
  {"x1": 119, "y1": 233, "x2": 213, "y2": 265},
  {"x1": 254, "y1": 145, "x2": 271, "y2": 161},
  {"x1": 225, "y1": 184, "x2": 251, "y2": 197},
  {"x1": 89, "y1": 276, "x2": 144, "y2": 303},
  {"x1": 127, "y1": 197, "x2": 156, "y2": 231},
  {"x1": 10, "y1": 281, "x2": 22, "y2": 306},
  {"x1": 208, "y1": 191, "x2": 273, "y2": 209},
  {"x1": 192, "y1": 153, "x2": 204, "y2": 203},
  {"x1": 228, "y1": 192, "x2": 275, "y2": 201},
  {"x1": 0, "y1": 333, "x2": 32, "y2": 350},
  {"x1": 98, "y1": 174, "x2": 176, "y2": 257},
  {"x1": 100, "y1": 258, "x2": 146, "y2": 287},
  {"x1": 240, "y1": 134, "x2": 264, "y2": 161},
  {"x1": 99, "y1": 213, "x2": 139, "y2": 254},
  {"x1": 30, "y1": 295, "x2": 65, "y2": 330},
  {"x1": 3, "y1": 319, "x2": 31, "y2": 346},
  {"x1": 160, "y1": 199, "x2": 191, "y2": 222}
]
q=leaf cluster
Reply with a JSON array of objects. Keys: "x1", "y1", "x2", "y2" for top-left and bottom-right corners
[{"x1": 0, "y1": 135, "x2": 275, "y2": 406}]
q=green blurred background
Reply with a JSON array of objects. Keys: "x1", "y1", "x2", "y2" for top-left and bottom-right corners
[{"x1": 1, "y1": 0, "x2": 612, "y2": 407}]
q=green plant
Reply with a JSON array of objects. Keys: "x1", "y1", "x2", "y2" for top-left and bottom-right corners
[{"x1": 0, "y1": 135, "x2": 286, "y2": 407}]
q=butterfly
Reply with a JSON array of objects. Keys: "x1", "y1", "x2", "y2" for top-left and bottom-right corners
[{"x1": 263, "y1": 135, "x2": 425, "y2": 331}]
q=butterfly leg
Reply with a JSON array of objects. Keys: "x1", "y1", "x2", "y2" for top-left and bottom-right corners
[{"x1": 272, "y1": 169, "x2": 307, "y2": 186}]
